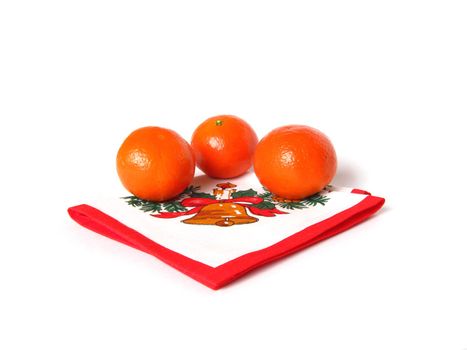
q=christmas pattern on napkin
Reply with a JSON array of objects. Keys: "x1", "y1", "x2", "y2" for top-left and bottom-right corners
[{"x1": 68, "y1": 172, "x2": 384, "y2": 289}]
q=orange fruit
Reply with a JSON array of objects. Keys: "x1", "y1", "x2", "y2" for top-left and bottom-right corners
[
  {"x1": 191, "y1": 115, "x2": 258, "y2": 178},
  {"x1": 253, "y1": 125, "x2": 337, "y2": 199},
  {"x1": 116, "y1": 126, "x2": 195, "y2": 201}
]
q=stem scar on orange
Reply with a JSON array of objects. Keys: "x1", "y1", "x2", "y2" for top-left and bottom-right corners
[
  {"x1": 191, "y1": 115, "x2": 258, "y2": 179},
  {"x1": 116, "y1": 126, "x2": 195, "y2": 201},
  {"x1": 253, "y1": 125, "x2": 337, "y2": 200}
]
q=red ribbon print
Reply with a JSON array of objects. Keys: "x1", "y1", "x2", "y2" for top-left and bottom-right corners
[{"x1": 152, "y1": 196, "x2": 287, "y2": 219}]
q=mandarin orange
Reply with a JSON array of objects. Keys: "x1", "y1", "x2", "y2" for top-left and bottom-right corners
[
  {"x1": 253, "y1": 125, "x2": 337, "y2": 199},
  {"x1": 116, "y1": 126, "x2": 195, "y2": 201},
  {"x1": 191, "y1": 115, "x2": 258, "y2": 179}
]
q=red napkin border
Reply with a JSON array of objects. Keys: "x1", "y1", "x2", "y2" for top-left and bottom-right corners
[{"x1": 68, "y1": 190, "x2": 384, "y2": 289}]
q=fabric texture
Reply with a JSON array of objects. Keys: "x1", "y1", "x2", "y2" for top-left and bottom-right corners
[{"x1": 68, "y1": 173, "x2": 384, "y2": 289}]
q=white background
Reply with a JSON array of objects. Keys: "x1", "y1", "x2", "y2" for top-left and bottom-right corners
[{"x1": 1, "y1": 1, "x2": 466, "y2": 349}]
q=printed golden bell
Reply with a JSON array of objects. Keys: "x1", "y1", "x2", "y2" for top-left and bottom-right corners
[{"x1": 183, "y1": 203, "x2": 258, "y2": 227}]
